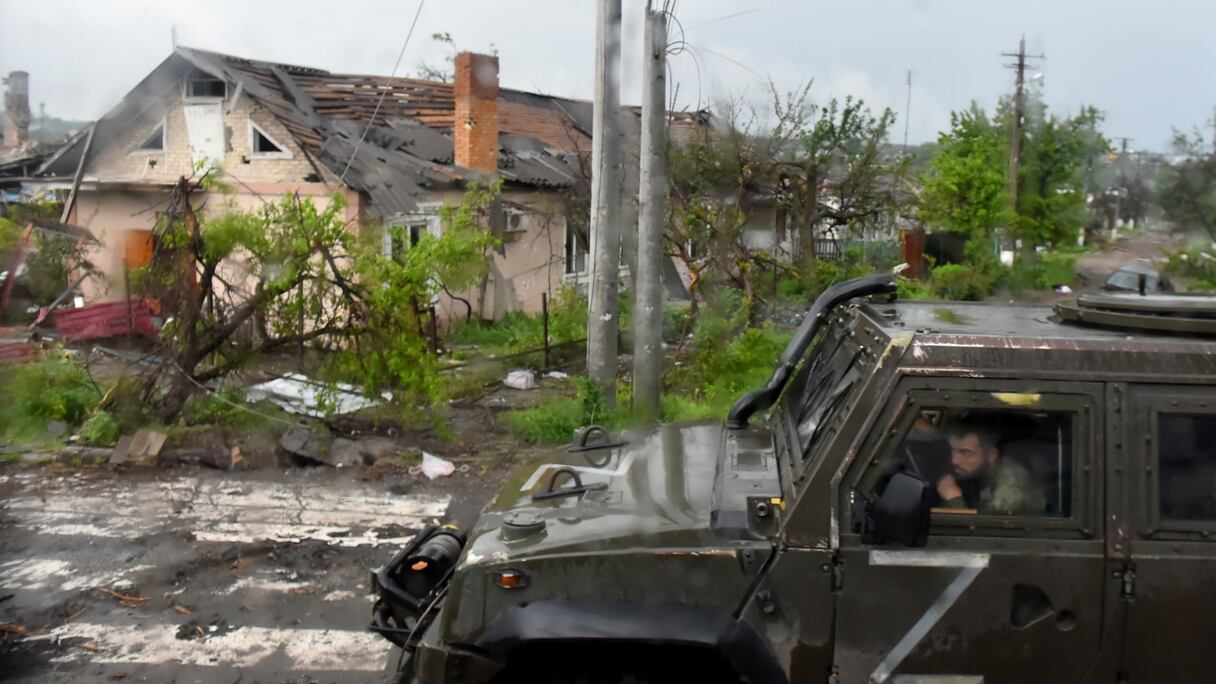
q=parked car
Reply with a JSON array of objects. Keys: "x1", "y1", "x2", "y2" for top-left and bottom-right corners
[
  {"x1": 1102, "y1": 261, "x2": 1173, "y2": 293},
  {"x1": 371, "y1": 274, "x2": 1216, "y2": 684}
]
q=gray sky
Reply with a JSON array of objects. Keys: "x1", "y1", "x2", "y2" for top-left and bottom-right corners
[{"x1": 2, "y1": 0, "x2": 1212, "y2": 151}]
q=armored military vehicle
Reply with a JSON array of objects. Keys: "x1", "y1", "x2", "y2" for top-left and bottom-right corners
[{"x1": 371, "y1": 274, "x2": 1216, "y2": 683}]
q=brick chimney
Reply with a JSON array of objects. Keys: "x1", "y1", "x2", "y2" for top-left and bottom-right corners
[
  {"x1": 453, "y1": 52, "x2": 499, "y2": 173},
  {"x1": 3, "y1": 71, "x2": 31, "y2": 150}
]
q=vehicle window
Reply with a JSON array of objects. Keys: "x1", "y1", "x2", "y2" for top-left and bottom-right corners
[
  {"x1": 1157, "y1": 413, "x2": 1216, "y2": 521},
  {"x1": 873, "y1": 408, "x2": 1074, "y2": 518},
  {"x1": 792, "y1": 326, "x2": 864, "y2": 458}
]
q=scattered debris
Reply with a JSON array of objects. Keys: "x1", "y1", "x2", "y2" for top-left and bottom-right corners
[
  {"x1": 504, "y1": 369, "x2": 537, "y2": 390},
  {"x1": 97, "y1": 588, "x2": 149, "y2": 607},
  {"x1": 544, "y1": 370, "x2": 569, "y2": 379},
  {"x1": 246, "y1": 373, "x2": 383, "y2": 417},
  {"x1": 157, "y1": 447, "x2": 239, "y2": 470},
  {"x1": 172, "y1": 604, "x2": 191, "y2": 615},
  {"x1": 111, "y1": 429, "x2": 167, "y2": 466},
  {"x1": 56, "y1": 446, "x2": 111, "y2": 465},
  {"x1": 53, "y1": 298, "x2": 159, "y2": 342},
  {"x1": 326, "y1": 438, "x2": 365, "y2": 468},
  {"x1": 1, "y1": 622, "x2": 30, "y2": 635},
  {"x1": 420, "y1": 452, "x2": 455, "y2": 480},
  {"x1": 76, "y1": 641, "x2": 99, "y2": 652},
  {"x1": 1053, "y1": 285, "x2": 1073, "y2": 294}
]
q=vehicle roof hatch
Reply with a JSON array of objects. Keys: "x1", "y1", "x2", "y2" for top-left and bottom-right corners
[{"x1": 1055, "y1": 293, "x2": 1216, "y2": 336}]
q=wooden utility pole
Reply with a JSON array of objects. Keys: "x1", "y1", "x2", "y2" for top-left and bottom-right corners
[
  {"x1": 632, "y1": 2, "x2": 667, "y2": 422},
  {"x1": 1002, "y1": 37, "x2": 1041, "y2": 262},
  {"x1": 587, "y1": 0, "x2": 623, "y2": 406}
]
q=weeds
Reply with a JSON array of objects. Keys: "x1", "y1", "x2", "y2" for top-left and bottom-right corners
[{"x1": 0, "y1": 351, "x2": 101, "y2": 444}]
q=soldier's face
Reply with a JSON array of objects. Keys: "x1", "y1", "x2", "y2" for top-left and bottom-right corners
[{"x1": 948, "y1": 433, "x2": 996, "y2": 481}]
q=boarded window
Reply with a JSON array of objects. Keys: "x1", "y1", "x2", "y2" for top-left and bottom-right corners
[
  {"x1": 183, "y1": 103, "x2": 225, "y2": 167},
  {"x1": 124, "y1": 229, "x2": 155, "y2": 269}
]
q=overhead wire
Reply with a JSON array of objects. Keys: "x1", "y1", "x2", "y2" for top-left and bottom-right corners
[{"x1": 337, "y1": 0, "x2": 426, "y2": 185}]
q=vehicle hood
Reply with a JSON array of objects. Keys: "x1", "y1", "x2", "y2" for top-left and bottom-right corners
[{"x1": 461, "y1": 421, "x2": 774, "y2": 562}]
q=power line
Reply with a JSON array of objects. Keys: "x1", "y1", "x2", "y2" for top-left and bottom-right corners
[{"x1": 337, "y1": 0, "x2": 426, "y2": 185}]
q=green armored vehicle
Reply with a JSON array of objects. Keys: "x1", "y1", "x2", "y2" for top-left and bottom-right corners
[{"x1": 371, "y1": 274, "x2": 1216, "y2": 684}]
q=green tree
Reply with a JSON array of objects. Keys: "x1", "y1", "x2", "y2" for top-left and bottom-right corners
[
  {"x1": 1159, "y1": 130, "x2": 1216, "y2": 240},
  {"x1": 918, "y1": 103, "x2": 1010, "y2": 256},
  {"x1": 140, "y1": 174, "x2": 497, "y2": 420},
  {"x1": 919, "y1": 100, "x2": 1105, "y2": 264}
]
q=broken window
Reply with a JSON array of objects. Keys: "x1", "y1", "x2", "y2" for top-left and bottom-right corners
[
  {"x1": 248, "y1": 121, "x2": 291, "y2": 158},
  {"x1": 565, "y1": 225, "x2": 588, "y2": 275},
  {"x1": 135, "y1": 122, "x2": 164, "y2": 152},
  {"x1": 386, "y1": 221, "x2": 431, "y2": 263},
  {"x1": 186, "y1": 72, "x2": 227, "y2": 99}
]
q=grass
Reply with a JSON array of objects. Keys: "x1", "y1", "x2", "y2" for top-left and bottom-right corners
[
  {"x1": 503, "y1": 292, "x2": 793, "y2": 445},
  {"x1": 0, "y1": 350, "x2": 102, "y2": 446}
]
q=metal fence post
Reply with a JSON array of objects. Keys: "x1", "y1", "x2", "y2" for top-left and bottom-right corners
[{"x1": 541, "y1": 292, "x2": 550, "y2": 369}]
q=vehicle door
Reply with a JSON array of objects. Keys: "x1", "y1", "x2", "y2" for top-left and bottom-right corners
[
  {"x1": 1119, "y1": 384, "x2": 1216, "y2": 681},
  {"x1": 834, "y1": 377, "x2": 1109, "y2": 684}
]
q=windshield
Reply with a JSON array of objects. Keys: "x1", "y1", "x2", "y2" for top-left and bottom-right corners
[{"x1": 780, "y1": 322, "x2": 866, "y2": 472}]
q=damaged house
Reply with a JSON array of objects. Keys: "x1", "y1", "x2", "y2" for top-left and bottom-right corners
[{"x1": 41, "y1": 47, "x2": 700, "y2": 321}]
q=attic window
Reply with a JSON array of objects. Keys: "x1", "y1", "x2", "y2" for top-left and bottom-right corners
[
  {"x1": 247, "y1": 120, "x2": 292, "y2": 159},
  {"x1": 186, "y1": 73, "x2": 227, "y2": 99},
  {"x1": 136, "y1": 123, "x2": 164, "y2": 152}
]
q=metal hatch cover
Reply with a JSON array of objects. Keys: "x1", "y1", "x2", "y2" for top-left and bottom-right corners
[{"x1": 1055, "y1": 292, "x2": 1216, "y2": 336}]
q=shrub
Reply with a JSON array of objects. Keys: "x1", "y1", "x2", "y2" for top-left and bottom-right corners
[
  {"x1": 897, "y1": 278, "x2": 934, "y2": 301},
  {"x1": 1164, "y1": 246, "x2": 1216, "y2": 292},
  {"x1": 0, "y1": 351, "x2": 101, "y2": 444},
  {"x1": 930, "y1": 263, "x2": 996, "y2": 301},
  {"x1": 77, "y1": 411, "x2": 121, "y2": 446}
]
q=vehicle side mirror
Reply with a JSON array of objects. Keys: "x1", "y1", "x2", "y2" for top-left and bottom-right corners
[{"x1": 854, "y1": 472, "x2": 932, "y2": 547}]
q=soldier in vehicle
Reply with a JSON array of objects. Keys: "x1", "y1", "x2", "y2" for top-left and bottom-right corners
[{"x1": 936, "y1": 414, "x2": 1047, "y2": 515}]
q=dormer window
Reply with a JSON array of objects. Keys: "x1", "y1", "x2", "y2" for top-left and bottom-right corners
[
  {"x1": 247, "y1": 120, "x2": 292, "y2": 159},
  {"x1": 132, "y1": 118, "x2": 166, "y2": 154},
  {"x1": 185, "y1": 72, "x2": 226, "y2": 99}
]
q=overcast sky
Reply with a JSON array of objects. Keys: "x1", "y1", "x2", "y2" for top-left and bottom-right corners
[{"x1": 2, "y1": 0, "x2": 1212, "y2": 151}]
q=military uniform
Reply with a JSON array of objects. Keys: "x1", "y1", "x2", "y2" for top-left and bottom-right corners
[{"x1": 943, "y1": 459, "x2": 1046, "y2": 515}]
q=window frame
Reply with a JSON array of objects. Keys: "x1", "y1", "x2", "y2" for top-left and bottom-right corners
[
  {"x1": 383, "y1": 209, "x2": 440, "y2": 261},
  {"x1": 130, "y1": 116, "x2": 167, "y2": 155},
  {"x1": 843, "y1": 377, "x2": 1102, "y2": 540},
  {"x1": 563, "y1": 223, "x2": 589, "y2": 279},
  {"x1": 1130, "y1": 385, "x2": 1216, "y2": 540},
  {"x1": 184, "y1": 72, "x2": 227, "y2": 101},
  {"x1": 247, "y1": 120, "x2": 293, "y2": 160}
]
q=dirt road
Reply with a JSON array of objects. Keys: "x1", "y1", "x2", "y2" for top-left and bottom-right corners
[{"x1": 0, "y1": 465, "x2": 506, "y2": 683}]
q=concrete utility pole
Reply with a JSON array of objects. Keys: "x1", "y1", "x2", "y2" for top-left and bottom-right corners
[
  {"x1": 1002, "y1": 37, "x2": 1042, "y2": 261},
  {"x1": 587, "y1": 0, "x2": 623, "y2": 406},
  {"x1": 632, "y1": 2, "x2": 668, "y2": 422}
]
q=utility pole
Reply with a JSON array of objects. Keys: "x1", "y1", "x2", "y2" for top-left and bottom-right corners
[
  {"x1": 632, "y1": 2, "x2": 667, "y2": 422},
  {"x1": 1002, "y1": 37, "x2": 1042, "y2": 262},
  {"x1": 902, "y1": 70, "x2": 912, "y2": 153},
  {"x1": 587, "y1": 0, "x2": 623, "y2": 407}
]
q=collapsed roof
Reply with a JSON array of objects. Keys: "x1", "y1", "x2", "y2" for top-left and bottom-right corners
[{"x1": 43, "y1": 47, "x2": 709, "y2": 219}]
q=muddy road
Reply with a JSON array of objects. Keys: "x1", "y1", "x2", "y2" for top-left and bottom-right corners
[{"x1": 0, "y1": 465, "x2": 508, "y2": 683}]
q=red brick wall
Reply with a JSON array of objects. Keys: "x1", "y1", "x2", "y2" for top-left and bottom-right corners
[{"x1": 454, "y1": 52, "x2": 499, "y2": 172}]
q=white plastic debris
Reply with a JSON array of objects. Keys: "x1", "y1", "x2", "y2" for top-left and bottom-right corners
[
  {"x1": 1053, "y1": 285, "x2": 1073, "y2": 294},
  {"x1": 545, "y1": 370, "x2": 569, "y2": 379},
  {"x1": 504, "y1": 369, "x2": 537, "y2": 390},
  {"x1": 245, "y1": 373, "x2": 385, "y2": 417},
  {"x1": 420, "y1": 452, "x2": 455, "y2": 480}
]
